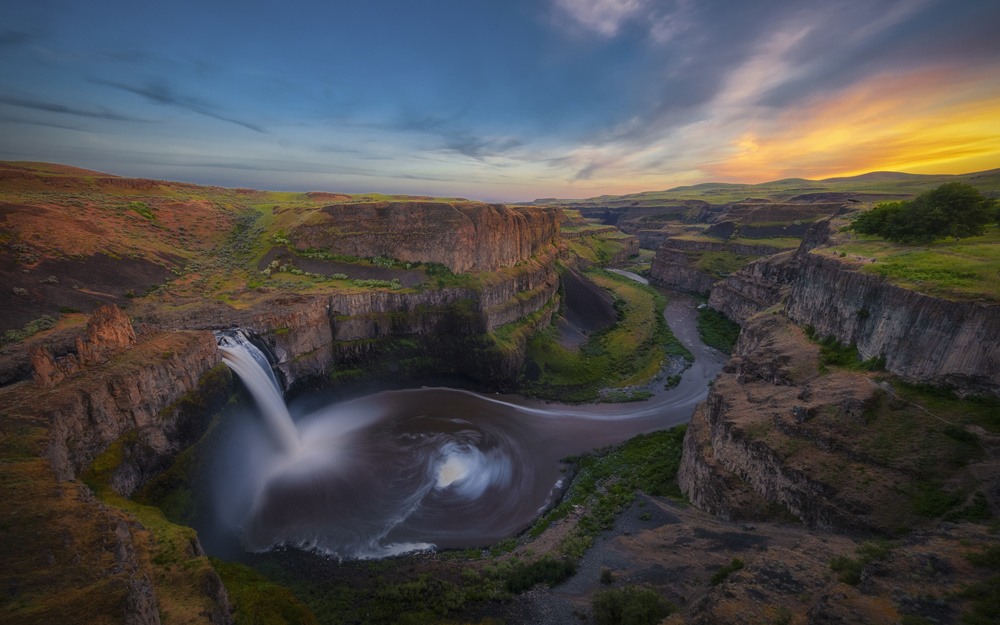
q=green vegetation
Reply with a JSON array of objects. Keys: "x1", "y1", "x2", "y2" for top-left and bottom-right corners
[
  {"x1": 528, "y1": 427, "x2": 687, "y2": 543},
  {"x1": 128, "y1": 200, "x2": 155, "y2": 220},
  {"x1": 826, "y1": 222, "x2": 1000, "y2": 301},
  {"x1": 802, "y1": 325, "x2": 885, "y2": 373},
  {"x1": 520, "y1": 270, "x2": 691, "y2": 401},
  {"x1": 1, "y1": 314, "x2": 56, "y2": 345},
  {"x1": 592, "y1": 585, "x2": 676, "y2": 625},
  {"x1": 829, "y1": 541, "x2": 892, "y2": 585},
  {"x1": 694, "y1": 251, "x2": 761, "y2": 278},
  {"x1": 534, "y1": 169, "x2": 1000, "y2": 206},
  {"x1": 211, "y1": 558, "x2": 318, "y2": 625},
  {"x1": 566, "y1": 232, "x2": 631, "y2": 266},
  {"x1": 696, "y1": 307, "x2": 741, "y2": 354},
  {"x1": 353, "y1": 278, "x2": 401, "y2": 290},
  {"x1": 710, "y1": 558, "x2": 745, "y2": 585},
  {"x1": 848, "y1": 183, "x2": 996, "y2": 244},
  {"x1": 963, "y1": 545, "x2": 1000, "y2": 625},
  {"x1": 504, "y1": 556, "x2": 577, "y2": 593}
]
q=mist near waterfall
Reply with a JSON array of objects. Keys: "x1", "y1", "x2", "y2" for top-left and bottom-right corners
[{"x1": 210, "y1": 291, "x2": 724, "y2": 560}]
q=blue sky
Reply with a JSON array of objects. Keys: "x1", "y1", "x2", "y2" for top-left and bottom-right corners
[{"x1": 2, "y1": 0, "x2": 999, "y2": 201}]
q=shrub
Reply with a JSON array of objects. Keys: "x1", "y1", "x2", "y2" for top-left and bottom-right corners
[
  {"x1": 592, "y1": 585, "x2": 675, "y2": 625},
  {"x1": 600, "y1": 567, "x2": 615, "y2": 585},
  {"x1": 505, "y1": 556, "x2": 577, "y2": 593},
  {"x1": 1, "y1": 315, "x2": 57, "y2": 345},
  {"x1": 710, "y1": 558, "x2": 745, "y2": 585},
  {"x1": 128, "y1": 201, "x2": 154, "y2": 220}
]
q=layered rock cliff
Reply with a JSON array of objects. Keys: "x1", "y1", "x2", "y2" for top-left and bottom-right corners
[
  {"x1": 240, "y1": 247, "x2": 560, "y2": 388},
  {"x1": 0, "y1": 309, "x2": 233, "y2": 625},
  {"x1": 707, "y1": 251, "x2": 798, "y2": 323},
  {"x1": 288, "y1": 202, "x2": 560, "y2": 273},
  {"x1": 784, "y1": 253, "x2": 1000, "y2": 395},
  {"x1": 648, "y1": 238, "x2": 783, "y2": 295},
  {"x1": 677, "y1": 312, "x2": 988, "y2": 534}
]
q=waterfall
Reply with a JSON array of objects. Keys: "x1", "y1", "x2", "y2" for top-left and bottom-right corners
[{"x1": 217, "y1": 332, "x2": 301, "y2": 455}]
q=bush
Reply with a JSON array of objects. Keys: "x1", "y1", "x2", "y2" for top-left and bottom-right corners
[
  {"x1": 710, "y1": 558, "x2": 745, "y2": 585},
  {"x1": 848, "y1": 183, "x2": 996, "y2": 244},
  {"x1": 829, "y1": 540, "x2": 892, "y2": 585},
  {"x1": 1, "y1": 315, "x2": 57, "y2": 345},
  {"x1": 600, "y1": 567, "x2": 615, "y2": 585},
  {"x1": 592, "y1": 585, "x2": 675, "y2": 625},
  {"x1": 505, "y1": 556, "x2": 577, "y2": 593}
]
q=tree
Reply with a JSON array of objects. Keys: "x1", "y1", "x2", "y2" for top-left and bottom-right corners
[{"x1": 848, "y1": 182, "x2": 997, "y2": 244}]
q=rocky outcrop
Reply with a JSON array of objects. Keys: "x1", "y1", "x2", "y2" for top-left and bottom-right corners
[
  {"x1": 610, "y1": 235, "x2": 640, "y2": 264},
  {"x1": 31, "y1": 305, "x2": 138, "y2": 388},
  {"x1": 29, "y1": 327, "x2": 224, "y2": 484},
  {"x1": 677, "y1": 404, "x2": 777, "y2": 521},
  {"x1": 659, "y1": 238, "x2": 784, "y2": 256},
  {"x1": 242, "y1": 248, "x2": 561, "y2": 388},
  {"x1": 649, "y1": 261, "x2": 715, "y2": 294},
  {"x1": 289, "y1": 202, "x2": 560, "y2": 273},
  {"x1": 679, "y1": 314, "x2": 915, "y2": 534},
  {"x1": 784, "y1": 253, "x2": 1000, "y2": 396},
  {"x1": 561, "y1": 226, "x2": 619, "y2": 239},
  {"x1": 648, "y1": 237, "x2": 783, "y2": 295},
  {"x1": 707, "y1": 252, "x2": 798, "y2": 323}
]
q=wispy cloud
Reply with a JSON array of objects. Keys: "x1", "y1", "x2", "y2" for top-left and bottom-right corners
[
  {"x1": 0, "y1": 95, "x2": 144, "y2": 121},
  {"x1": 551, "y1": 0, "x2": 650, "y2": 36},
  {"x1": 92, "y1": 78, "x2": 267, "y2": 133},
  {"x1": 0, "y1": 30, "x2": 33, "y2": 47}
]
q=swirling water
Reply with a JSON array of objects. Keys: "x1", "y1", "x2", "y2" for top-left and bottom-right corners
[{"x1": 212, "y1": 288, "x2": 724, "y2": 560}]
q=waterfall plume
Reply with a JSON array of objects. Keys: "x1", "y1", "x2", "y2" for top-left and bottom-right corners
[{"x1": 217, "y1": 332, "x2": 301, "y2": 455}]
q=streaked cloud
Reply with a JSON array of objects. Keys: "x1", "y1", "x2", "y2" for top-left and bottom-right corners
[
  {"x1": 0, "y1": 95, "x2": 145, "y2": 122},
  {"x1": 92, "y1": 78, "x2": 267, "y2": 133},
  {"x1": 0, "y1": 0, "x2": 997, "y2": 201}
]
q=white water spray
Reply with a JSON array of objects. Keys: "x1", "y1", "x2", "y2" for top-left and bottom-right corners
[{"x1": 217, "y1": 332, "x2": 301, "y2": 455}]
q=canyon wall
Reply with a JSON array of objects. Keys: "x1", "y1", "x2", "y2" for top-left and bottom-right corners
[
  {"x1": 707, "y1": 252, "x2": 798, "y2": 323},
  {"x1": 648, "y1": 238, "x2": 782, "y2": 295},
  {"x1": 244, "y1": 247, "x2": 560, "y2": 388},
  {"x1": 289, "y1": 202, "x2": 560, "y2": 273},
  {"x1": 679, "y1": 314, "x2": 919, "y2": 534},
  {"x1": 784, "y1": 254, "x2": 1000, "y2": 395}
]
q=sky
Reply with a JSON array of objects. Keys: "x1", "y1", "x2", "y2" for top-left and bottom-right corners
[{"x1": 1, "y1": 0, "x2": 999, "y2": 202}]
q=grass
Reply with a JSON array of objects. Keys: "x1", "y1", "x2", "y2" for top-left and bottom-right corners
[
  {"x1": 729, "y1": 236, "x2": 803, "y2": 248},
  {"x1": 697, "y1": 307, "x2": 741, "y2": 354},
  {"x1": 532, "y1": 169, "x2": 1000, "y2": 206},
  {"x1": 829, "y1": 541, "x2": 892, "y2": 585},
  {"x1": 520, "y1": 270, "x2": 690, "y2": 401},
  {"x1": 210, "y1": 558, "x2": 318, "y2": 625},
  {"x1": 823, "y1": 225, "x2": 1000, "y2": 301},
  {"x1": 694, "y1": 251, "x2": 761, "y2": 278},
  {"x1": 566, "y1": 234, "x2": 630, "y2": 266}
]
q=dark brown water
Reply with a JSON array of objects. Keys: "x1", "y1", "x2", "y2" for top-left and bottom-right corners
[{"x1": 211, "y1": 287, "x2": 724, "y2": 559}]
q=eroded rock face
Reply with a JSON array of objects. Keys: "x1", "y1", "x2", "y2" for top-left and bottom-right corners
[
  {"x1": 785, "y1": 253, "x2": 1000, "y2": 396},
  {"x1": 649, "y1": 258, "x2": 715, "y2": 294},
  {"x1": 679, "y1": 314, "x2": 911, "y2": 533},
  {"x1": 32, "y1": 304, "x2": 138, "y2": 388},
  {"x1": 289, "y1": 202, "x2": 560, "y2": 273},
  {"x1": 32, "y1": 330, "x2": 223, "y2": 484},
  {"x1": 707, "y1": 252, "x2": 799, "y2": 323}
]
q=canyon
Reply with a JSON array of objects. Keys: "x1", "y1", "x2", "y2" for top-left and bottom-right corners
[{"x1": 1, "y1": 163, "x2": 998, "y2": 625}]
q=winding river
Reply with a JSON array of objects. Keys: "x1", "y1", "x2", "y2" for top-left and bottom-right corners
[{"x1": 208, "y1": 278, "x2": 725, "y2": 559}]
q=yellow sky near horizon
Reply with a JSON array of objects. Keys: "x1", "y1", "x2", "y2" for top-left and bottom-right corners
[{"x1": 700, "y1": 67, "x2": 1000, "y2": 183}]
